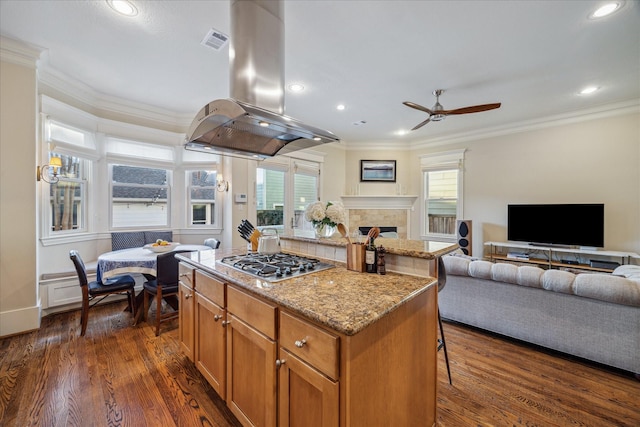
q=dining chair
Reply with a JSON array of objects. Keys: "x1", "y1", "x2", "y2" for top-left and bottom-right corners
[
  {"x1": 140, "y1": 250, "x2": 192, "y2": 336},
  {"x1": 204, "y1": 238, "x2": 221, "y2": 249},
  {"x1": 437, "y1": 256, "x2": 453, "y2": 385},
  {"x1": 69, "y1": 250, "x2": 137, "y2": 336}
]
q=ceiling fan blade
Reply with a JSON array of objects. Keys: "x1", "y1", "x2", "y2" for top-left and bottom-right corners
[
  {"x1": 411, "y1": 117, "x2": 432, "y2": 131},
  {"x1": 403, "y1": 101, "x2": 434, "y2": 115},
  {"x1": 441, "y1": 103, "x2": 501, "y2": 116}
]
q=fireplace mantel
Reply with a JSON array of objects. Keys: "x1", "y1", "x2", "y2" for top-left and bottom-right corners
[{"x1": 340, "y1": 195, "x2": 418, "y2": 209}]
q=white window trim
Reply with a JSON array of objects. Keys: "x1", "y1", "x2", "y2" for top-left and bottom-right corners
[
  {"x1": 186, "y1": 169, "x2": 223, "y2": 229},
  {"x1": 420, "y1": 149, "x2": 466, "y2": 240},
  {"x1": 40, "y1": 117, "x2": 96, "y2": 243},
  {"x1": 109, "y1": 163, "x2": 173, "y2": 230}
]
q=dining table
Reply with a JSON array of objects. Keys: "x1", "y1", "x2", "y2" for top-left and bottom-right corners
[{"x1": 97, "y1": 244, "x2": 212, "y2": 283}]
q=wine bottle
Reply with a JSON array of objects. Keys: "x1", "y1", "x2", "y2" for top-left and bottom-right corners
[
  {"x1": 365, "y1": 237, "x2": 377, "y2": 273},
  {"x1": 377, "y1": 245, "x2": 386, "y2": 275}
]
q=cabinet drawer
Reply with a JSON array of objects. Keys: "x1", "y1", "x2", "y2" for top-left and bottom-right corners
[
  {"x1": 179, "y1": 262, "x2": 195, "y2": 289},
  {"x1": 280, "y1": 311, "x2": 339, "y2": 380},
  {"x1": 195, "y1": 270, "x2": 225, "y2": 306},
  {"x1": 227, "y1": 285, "x2": 277, "y2": 340}
]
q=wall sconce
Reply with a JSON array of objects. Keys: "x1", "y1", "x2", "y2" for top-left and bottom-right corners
[
  {"x1": 36, "y1": 157, "x2": 63, "y2": 184},
  {"x1": 216, "y1": 174, "x2": 229, "y2": 192}
]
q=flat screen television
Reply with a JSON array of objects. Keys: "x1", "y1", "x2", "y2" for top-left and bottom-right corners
[{"x1": 507, "y1": 204, "x2": 604, "y2": 248}]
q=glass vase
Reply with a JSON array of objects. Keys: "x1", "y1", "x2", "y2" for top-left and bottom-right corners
[{"x1": 314, "y1": 223, "x2": 336, "y2": 238}]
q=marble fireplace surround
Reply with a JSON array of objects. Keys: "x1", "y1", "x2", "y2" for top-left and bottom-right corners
[{"x1": 340, "y1": 196, "x2": 418, "y2": 239}]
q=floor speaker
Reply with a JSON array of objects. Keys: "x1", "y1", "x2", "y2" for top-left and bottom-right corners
[{"x1": 456, "y1": 220, "x2": 472, "y2": 256}]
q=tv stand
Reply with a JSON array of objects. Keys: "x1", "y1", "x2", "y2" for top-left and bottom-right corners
[{"x1": 485, "y1": 241, "x2": 639, "y2": 272}]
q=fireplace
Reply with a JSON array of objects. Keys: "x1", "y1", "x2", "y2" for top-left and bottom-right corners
[
  {"x1": 341, "y1": 195, "x2": 417, "y2": 239},
  {"x1": 358, "y1": 226, "x2": 398, "y2": 235}
]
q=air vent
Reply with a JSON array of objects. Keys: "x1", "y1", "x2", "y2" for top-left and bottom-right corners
[{"x1": 201, "y1": 28, "x2": 230, "y2": 51}]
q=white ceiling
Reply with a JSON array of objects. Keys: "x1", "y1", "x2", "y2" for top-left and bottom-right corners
[{"x1": 1, "y1": 0, "x2": 639, "y2": 146}]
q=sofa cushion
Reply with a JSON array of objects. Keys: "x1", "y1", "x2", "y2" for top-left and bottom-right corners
[
  {"x1": 516, "y1": 266, "x2": 545, "y2": 288},
  {"x1": 491, "y1": 263, "x2": 518, "y2": 284},
  {"x1": 541, "y1": 270, "x2": 575, "y2": 294},
  {"x1": 574, "y1": 274, "x2": 640, "y2": 307},
  {"x1": 468, "y1": 260, "x2": 493, "y2": 279},
  {"x1": 442, "y1": 256, "x2": 471, "y2": 276},
  {"x1": 612, "y1": 265, "x2": 640, "y2": 281}
]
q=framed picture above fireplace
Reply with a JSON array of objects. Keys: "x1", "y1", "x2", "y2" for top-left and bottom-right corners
[{"x1": 360, "y1": 160, "x2": 396, "y2": 182}]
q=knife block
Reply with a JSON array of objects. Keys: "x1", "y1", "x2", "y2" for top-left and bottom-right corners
[{"x1": 346, "y1": 243, "x2": 366, "y2": 272}]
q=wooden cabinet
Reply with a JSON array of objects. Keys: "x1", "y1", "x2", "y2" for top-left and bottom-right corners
[
  {"x1": 179, "y1": 263, "x2": 438, "y2": 427},
  {"x1": 178, "y1": 263, "x2": 195, "y2": 361},
  {"x1": 226, "y1": 286, "x2": 278, "y2": 427},
  {"x1": 278, "y1": 311, "x2": 339, "y2": 427},
  {"x1": 194, "y1": 271, "x2": 227, "y2": 398}
]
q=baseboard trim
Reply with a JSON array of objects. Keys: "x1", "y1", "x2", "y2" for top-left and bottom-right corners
[{"x1": 0, "y1": 303, "x2": 41, "y2": 337}]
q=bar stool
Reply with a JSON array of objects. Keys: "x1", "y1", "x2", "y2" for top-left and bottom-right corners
[{"x1": 437, "y1": 256, "x2": 452, "y2": 385}]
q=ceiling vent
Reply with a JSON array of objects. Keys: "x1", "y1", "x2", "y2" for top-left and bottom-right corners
[{"x1": 200, "y1": 28, "x2": 230, "y2": 51}]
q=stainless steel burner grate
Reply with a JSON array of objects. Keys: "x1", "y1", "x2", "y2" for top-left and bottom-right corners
[{"x1": 218, "y1": 253, "x2": 334, "y2": 282}]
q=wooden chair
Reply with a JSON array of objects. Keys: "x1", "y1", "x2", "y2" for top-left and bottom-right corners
[
  {"x1": 140, "y1": 250, "x2": 191, "y2": 336},
  {"x1": 204, "y1": 238, "x2": 221, "y2": 249},
  {"x1": 437, "y1": 256, "x2": 453, "y2": 384},
  {"x1": 69, "y1": 250, "x2": 136, "y2": 336}
]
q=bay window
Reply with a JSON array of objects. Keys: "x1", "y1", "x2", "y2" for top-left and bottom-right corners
[
  {"x1": 110, "y1": 164, "x2": 170, "y2": 228},
  {"x1": 188, "y1": 170, "x2": 220, "y2": 226}
]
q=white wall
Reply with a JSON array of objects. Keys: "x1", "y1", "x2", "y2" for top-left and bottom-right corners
[
  {"x1": 411, "y1": 111, "x2": 640, "y2": 256},
  {"x1": 0, "y1": 52, "x2": 41, "y2": 335}
]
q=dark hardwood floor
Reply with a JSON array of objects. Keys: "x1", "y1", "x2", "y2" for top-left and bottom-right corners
[{"x1": 0, "y1": 301, "x2": 638, "y2": 426}]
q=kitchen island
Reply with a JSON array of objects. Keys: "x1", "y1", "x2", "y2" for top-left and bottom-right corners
[{"x1": 176, "y1": 245, "x2": 445, "y2": 427}]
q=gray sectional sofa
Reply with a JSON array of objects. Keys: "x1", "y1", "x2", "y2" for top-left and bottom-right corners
[{"x1": 439, "y1": 256, "x2": 640, "y2": 374}]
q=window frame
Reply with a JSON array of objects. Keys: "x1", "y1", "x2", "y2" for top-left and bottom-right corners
[
  {"x1": 420, "y1": 149, "x2": 466, "y2": 241},
  {"x1": 108, "y1": 163, "x2": 172, "y2": 230},
  {"x1": 40, "y1": 116, "x2": 96, "y2": 243},
  {"x1": 186, "y1": 169, "x2": 223, "y2": 228}
]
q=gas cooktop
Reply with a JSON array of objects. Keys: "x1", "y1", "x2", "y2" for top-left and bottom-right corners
[{"x1": 218, "y1": 253, "x2": 335, "y2": 282}]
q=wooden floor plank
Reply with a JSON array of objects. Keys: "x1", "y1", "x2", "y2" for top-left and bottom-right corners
[{"x1": 1, "y1": 302, "x2": 638, "y2": 426}]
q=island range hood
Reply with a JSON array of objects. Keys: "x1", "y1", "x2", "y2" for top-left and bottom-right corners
[{"x1": 185, "y1": 0, "x2": 339, "y2": 159}]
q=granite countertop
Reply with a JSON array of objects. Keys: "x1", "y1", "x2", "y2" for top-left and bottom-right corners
[
  {"x1": 177, "y1": 248, "x2": 437, "y2": 336},
  {"x1": 280, "y1": 229, "x2": 458, "y2": 259}
]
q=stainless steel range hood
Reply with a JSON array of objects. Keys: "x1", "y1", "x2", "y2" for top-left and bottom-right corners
[{"x1": 185, "y1": 0, "x2": 339, "y2": 159}]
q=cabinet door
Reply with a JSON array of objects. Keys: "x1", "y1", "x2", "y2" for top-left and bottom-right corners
[
  {"x1": 226, "y1": 314, "x2": 277, "y2": 427},
  {"x1": 278, "y1": 349, "x2": 338, "y2": 427},
  {"x1": 195, "y1": 292, "x2": 226, "y2": 399},
  {"x1": 178, "y1": 282, "x2": 195, "y2": 360}
]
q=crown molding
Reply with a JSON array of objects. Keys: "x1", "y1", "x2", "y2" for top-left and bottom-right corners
[
  {"x1": 342, "y1": 98, "x2": 640, "y2": 151},
  {"x1": 0, "y1": 36, "x2": 43, "y2": 68},
  {"x1": 37, "y1": 66, "x2": 193, "y2": 130}
]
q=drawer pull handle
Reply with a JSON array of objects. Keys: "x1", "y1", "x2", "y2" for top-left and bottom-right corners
[
  {"x1": 214, "y1": 314, "x2": 222, "y2": 321},
  {"x1": 179, "y1": 273, "x2": 189, "y2": 278},
  {"x1": 276, "y1": 359, "x2": 286, "y2": 368},
  {"x1": 185, "y1": 294, "x2": 192, "y2": 299},
  {"x1": 295, "y1": 339, "x2": 307, "y2": 348}
]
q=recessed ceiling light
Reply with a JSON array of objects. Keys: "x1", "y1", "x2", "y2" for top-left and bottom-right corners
[
  {"x1": 288, "y1": 83, "x2": 305, "y2": 92},
  {"x1": 259, "y1": 121, "x2": 270, "y2": 127},
  {"x1": 579, "y1": 86, "x2": 600, "y2": 95},
  {"x1": 336, "y1": 104, "x2": 346, "y2": 111},
  {"x1": 106, "y1": 0, "x2": 138, "y2": 17},
  {"x1": 590, "y1": 2, "x2": 621, "y2": 18},
  {"x1": 395, "y1": 130, "x2": 409, "y2": 136}
]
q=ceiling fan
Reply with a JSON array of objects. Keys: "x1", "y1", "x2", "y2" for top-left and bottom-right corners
[{"x1": 403, "y1": 89, "x2": 501, "y2": 131}]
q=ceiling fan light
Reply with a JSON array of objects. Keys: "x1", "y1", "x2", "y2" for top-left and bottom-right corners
[
  {"x1": 591, "y1": 2, "x2": 621, "y2": 18},
  {"x1": 430, "y1": 114, "x2": 446, "y2": 122}
]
